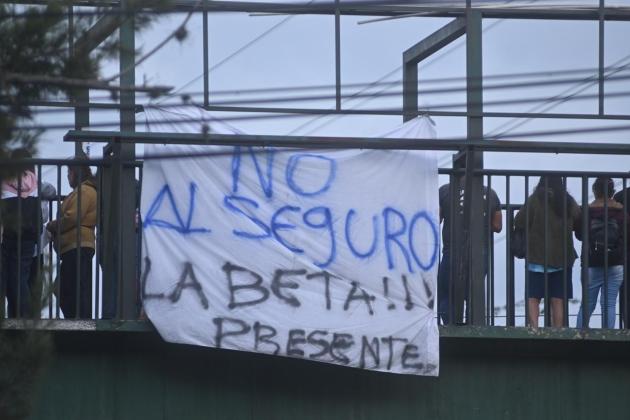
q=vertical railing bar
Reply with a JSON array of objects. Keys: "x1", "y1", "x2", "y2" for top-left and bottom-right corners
[
  {"x1": 75, "y1": 166, "x2": 82, "y2": 319},
  {"x1": 620, "y1": 177, "x2": 630, "y2": 329},
  {"x1": 35, "y1": 164, "x2": 43, "y2": 319},
  {"x1": 562, "y1": 176, "x2": 568, "y2": 327},
  {"x1": 95, "y1": 166, "x2": 102, "y2": 319},
  {"x1": 623, "y1": 177, "x2": 628, "y2": 329},
  {"x1": 581, "y1": 176, "x2": 590, "y2": 328},
  {"x1": 598, "y1": 0, "x2": 605, "y2": 115},
  {"x1": 16, "y1": 173, "x2": 23, "y2": 319},
  {"x1": 525, "y1": 176, "x2": 530, "y2": 327},
  {"x1": 56, "y1": 166, "x2": 62, "y2": 319},
  {"x1": 48, "y1": 192, "x2": 54, "y2": 319},
  {"x1": 117, "y1": 155, "x2": 124, "y2": 320},
  {"x1": 603, "y1": 180, "x2": 609, "y2": 328},
  {"x1": 449, "y1": 173, "x2": 456, "y2": 325},
  {"x1": 485, "y1": 175, "x2": 491, "y2": 323},
  {"x1": 543, "y1": 177, "x2": 549, "y2": 327},
  {"x1": 335, "y1": 0, "x2": 342, "y2": 111},
  {"x1": 490, "y1": 176, "x2": 496, "y2": 325},
  {"x1": 505, "y1": 175, "x2": 512, "y2": 326},
  {"x1": 203, "y1": 0, "x2": 209, "y2": 108}
]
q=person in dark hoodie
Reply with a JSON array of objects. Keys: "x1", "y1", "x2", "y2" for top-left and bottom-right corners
[
  {"x1": 47, "y1": 158, "x2": 97, "y2": 319},
  {"x1": 514, "y1": 175, "x2": 580, "y2": 328}
]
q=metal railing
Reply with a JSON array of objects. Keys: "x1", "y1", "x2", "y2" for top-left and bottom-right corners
[
  {"x1": 2, "y1": 158, "x2": 630, "y2": 331},
  {"x1": 438, "y1": 168, "x2": 630, "y2": 329}
]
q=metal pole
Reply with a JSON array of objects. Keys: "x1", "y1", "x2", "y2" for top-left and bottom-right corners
[
  {"x1": 118, "y1": 0, "x2": 139, "y2": 319},
  {"x1": 598, "y1": 0, "x2": 605, "y2": 115},
  {"x1": 203, "y1": 0, "x2": 210, "y2": 108},
  {"x1": 581, "y1": 176, "x2": 590, "y2": 328},
  {"x1": 465, "y1": 7, "x2": 485, "y2": 325},
  {"x1": 335, "y1": 0, "x2": 341, "y2": 111}
]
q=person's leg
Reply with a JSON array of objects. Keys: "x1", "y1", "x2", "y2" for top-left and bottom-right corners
[
  {"x1": 437, "y1": 252, "x2": 450, "y2": 325},
  {"x1": 602, "y1": 265, "x2": 624, "y2": 329},
  {"x1": 59, "y1": 249, "x2": 78, "y2": 319},
  {"x1": 549, "y1": 269, "x2": 572, "y2": 328},
  {"x1": 527, "y1": 271, "x2": 544, "y2": 328},
  {"x1": 78, "y1": 248, "x2": 94, "y2": 319},
  {"x1": 29, "y1": 255, "x2": 43, "y2": 318},
  {"x1": 550, "y1": 298, "x2": 564, "y2": 327},
  {"x1": 528, "y1": 298, "x2": 540, "y2": 328},
  {"x1": 577, "y1": 268, "x2": 603, "y2": 328},
  {"x1": 16, "y1": 240, "x2": 34, "y2": 318}
]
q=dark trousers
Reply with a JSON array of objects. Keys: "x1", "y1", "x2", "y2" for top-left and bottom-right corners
[
  {"x1": 438, "y1": 250, "x2": 487, "y2": 325},
  {"x1": 59, "y1": 247, "x2": 94, "y2": 319},
  {"x1": 1, "y1": 240, "x2": 35, "y2": 318}
]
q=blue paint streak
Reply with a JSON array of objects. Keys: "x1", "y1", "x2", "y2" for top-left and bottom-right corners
[
  {"x1": 383, "y1": 207, "x2": 413, "y2": 273},
  {"x1": 230, "y1": 146, "x2": 275, "y2": 198},
  {"x1": 143, "y1": 183, "x2": 211, "y2": 235},
  {"x1": 408, "y1": 211, "x2": 439, "y2": 271},
  {"x1": 271, "y1": 205, "x2": 304, "y2": 253},
  {"x1": 223, "y1": 195, "x2": 271, "y2": 239},
  {"x1": 285, "y1": 154, "x2": 336, "y2": 197},
  {"x1": 303, "y1": 206, "x2": 336, "y2": 268},
  {"x1": 344, "y1": 209, "x2": 378, "y2": 259}
]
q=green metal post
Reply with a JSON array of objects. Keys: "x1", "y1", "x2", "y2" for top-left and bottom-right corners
[{"x1": 464, "y1": 9, "x2": 486, "y2": 325}]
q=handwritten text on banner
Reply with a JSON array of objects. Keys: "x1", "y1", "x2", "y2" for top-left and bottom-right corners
[{"x1": 140, "y1": 117, "x2": 440, "y2": 376}]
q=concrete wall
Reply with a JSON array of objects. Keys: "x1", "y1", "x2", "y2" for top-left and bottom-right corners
[{"x1": 29, "y1": 326, "x2": 630, "y2": 420}]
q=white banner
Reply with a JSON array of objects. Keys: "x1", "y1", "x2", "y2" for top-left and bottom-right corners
[{"x1": 141, "y1": 112, "x2": 440, "y2": 376}]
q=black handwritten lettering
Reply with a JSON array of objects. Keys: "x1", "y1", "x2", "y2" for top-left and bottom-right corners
[
  {"x1": 253, "y1": 322, "x2": 280, "y2": 355},
  {"x1": 360, "y1": 336, "x2": 380, "y2": 369},
  {"x1": 169, "y1": 262, "x2": 209, "y2": 309},
  {"x1": 286, "y1": 329, "x2": 306, "y2": 357},
  {"x1": 401, "y1": 275, "x2": 414, "y2": 310},
  {"x1": 222, "y1": 262, "x2": 270, "y2": 309},
  {"x1": 330, "y1": 333, "x2": 354, "y2": 365},
  {"x1": 307, "y1": 330, "x2": 330, "y2": 360},
  {"x1": 343, "y1": 281, "x2": 375, "y2": 315},
  {"x1": 271, "y1": 269, "x2": 306, "y2": 307},
  {"x1": 381, "y1": 336, "x2": 408, "y2": 370},
  {"x1": 422, "y1": 274, "x2": 434, "y2": 310},
  {"x1": 401, "y1": 343, "x2": 424, "y2": 371},
  {"x1": 140, "y1": 257, "x2": 165, "y2": 300},
  {"x1": 305, "y1": 271, "x2": 335, "y2": 310},
  {"x1": 213, "y1": 317, "x2": 251, "y2": 348}
]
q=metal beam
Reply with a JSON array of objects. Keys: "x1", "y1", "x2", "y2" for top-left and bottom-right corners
[
  {"x1": 74, "y1": 12, "x2": 124, "y2": 56},
  {"x1": 403, "y1": 17, "x2": 466, "y2": 122},
  {"x1": 403, "y1": 17, "x2": 466, "y2": 65},
  {"x1": 11, "y1": 1, "x2": 630, "y2": 20},
  {"x1": 63, "y1": 130, "x2": 630, "y2": 155}
]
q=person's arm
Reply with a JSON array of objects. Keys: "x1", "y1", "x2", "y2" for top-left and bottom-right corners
[
  {"x1": 491, "y1": 210, "x2": 502, "y2": 233},
  {"x1": 573, "y1": 201, "x2": 583, "y2": 241},
  {"x1": 47, "y1": 186, "x2": 94, "y2": 234},
  {"x1": 490, "y1": 189, "x2": 502, "y2": 233}
]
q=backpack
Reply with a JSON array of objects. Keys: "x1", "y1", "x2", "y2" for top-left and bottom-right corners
[{"x1": 589, "y1": 216, "x2": 621, "y2": 265}]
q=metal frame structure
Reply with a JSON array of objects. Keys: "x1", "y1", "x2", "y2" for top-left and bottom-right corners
[{"x1": 13, "y1": 0, "x2": 630, "y2": 325}]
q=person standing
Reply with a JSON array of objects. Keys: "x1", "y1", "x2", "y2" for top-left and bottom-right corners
[
  {"x1": 47, "y1": 160, "x2": 97, "y2": 319},
  {"x1": 1, "y1": 148, "x2": 40, "y2": 317},
  {"x1": 515, "y1": 176, "x2": 580, "y2": 328},
  {"x1": 437, "y1": 180, "x2": 502, "y2": 325},
  {"x1": 576, "y1": 177, "x2": 628, "y2": 329}
]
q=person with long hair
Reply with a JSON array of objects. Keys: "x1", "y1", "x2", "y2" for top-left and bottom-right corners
[
  {"x1": 576, "y1": 177, "x2": 629, "y2": 328},
  {"x1": 514, "y1": 176, "x2": 580, "y2": 328},
  {"x1": 1, "y1": 148, "x2": 40, "y2": 317},
  {"x1": 47, "y1": 157, "x2": 97, "y2": 319}
]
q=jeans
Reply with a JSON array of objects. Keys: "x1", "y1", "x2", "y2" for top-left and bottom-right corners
[
  {"x1": 1, "y1": 240, "x2": 36, "y2": 318},
  {"x1": 576, "y1": 265, "x2": 624, "y2": 329}
]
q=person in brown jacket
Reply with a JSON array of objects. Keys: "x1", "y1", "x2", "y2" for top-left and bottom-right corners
[
  {"x1": 514, "y1": 176, "x2": 580, "y2": 328},
  {"x1": 47, "y1": 161, "x2": 97, "y2": 319}
]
